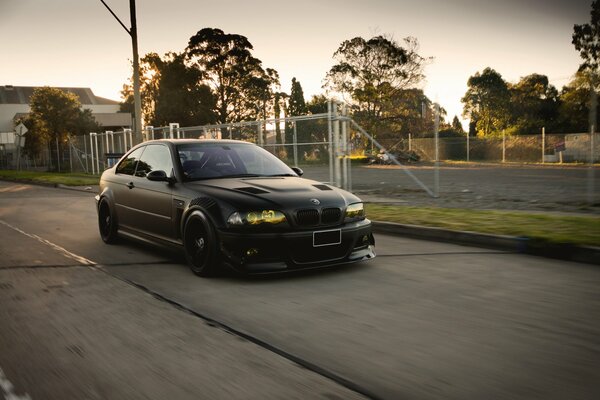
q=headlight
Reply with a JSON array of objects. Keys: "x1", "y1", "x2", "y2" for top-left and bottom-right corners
[
  {"x1": 227, "y1": 210, "x2": 287, "y2": 226},
  {"x1": 345, "y1": 203, "x2": 365, "y2": 221}
]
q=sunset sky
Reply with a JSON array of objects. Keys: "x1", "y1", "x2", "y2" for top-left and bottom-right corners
[{"x1": 0, "y1": 0, "x2": 593, "y2": 128}]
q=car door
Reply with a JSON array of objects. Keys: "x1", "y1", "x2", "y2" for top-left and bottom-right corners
[
  {"x1": 112, "y1": 146, "x2": 146, "y2": 230},
  {"x1": 128, "y1": 144, "x2": 175, "y2": 241}
]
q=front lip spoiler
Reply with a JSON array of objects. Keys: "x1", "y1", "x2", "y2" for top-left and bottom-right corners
[{"x1": 225, "y1": 244, "x2": 376, "y2": 275}]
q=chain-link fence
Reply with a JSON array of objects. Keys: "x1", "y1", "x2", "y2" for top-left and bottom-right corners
[
  {"x1": 376, "y1": 132, "x2": 599, "y2": 164},
  {"x1": 2, "y1": 103, "x2": 598, "y2": 209}
]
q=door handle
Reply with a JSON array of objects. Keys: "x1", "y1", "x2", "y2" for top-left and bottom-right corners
[{"x1": 127, "y1": 182, "x2": 135, "y2": 189}]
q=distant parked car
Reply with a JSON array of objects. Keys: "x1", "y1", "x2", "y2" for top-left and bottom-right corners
[{"x1": 96, "y1": 139, "x2": 375, "y2": 276}]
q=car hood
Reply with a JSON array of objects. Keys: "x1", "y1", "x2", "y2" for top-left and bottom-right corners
[{"x1": 184, "y1": 176, "x2": 360, "y2": 210}]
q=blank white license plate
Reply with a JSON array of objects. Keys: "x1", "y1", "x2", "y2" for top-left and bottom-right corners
[{"x1": 313, "y1": 229, "x2": 341, "y2": 247}]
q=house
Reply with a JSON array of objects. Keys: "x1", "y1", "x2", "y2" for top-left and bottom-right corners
[{"x1": 0, "y1": 85, "x2": 132, "y2": 133}]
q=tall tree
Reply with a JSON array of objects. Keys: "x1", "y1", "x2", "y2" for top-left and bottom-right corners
[
  {"x1": 186, "y1": 28, "x2": 274, "y2": 124},
  {"x1": 324, "y1": 35, "x2": 429, "y2": 137},
  {"x1": 286, "y1": 78, "x2": 308, "y2": 144},
  {"x1": 572, "y1": 0, "x2": 599, "y2": 130},
  {"x1": 451, "y1": 116, "x2": 464, "y2": 134},
  {"x1": 573, "y1": 0, "x2": 600, "y2": 78},
  {"x1": 121, "y1": 52, "x2": 216, "y2": 127},
  {"x1": 288, "y1": 78, "x2": 307, "y2": 116},
  {"x1": 509, "y1": 74, "x2": 559, "y2": 134},
  {"x1": 461, "y1": 67, "x2": 510, "y2": 136},
  {"x1": 558, "y1": 72, "x2": 600, "y2": 132}
]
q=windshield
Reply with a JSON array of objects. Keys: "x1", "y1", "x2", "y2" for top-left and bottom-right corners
[{"x1": 176, "y1": 142, "x2": 297, "y2": 181}]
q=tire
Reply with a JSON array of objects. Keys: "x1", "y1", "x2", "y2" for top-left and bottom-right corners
[
  {"x1": 183, "y1": 210, "x2": 220, "y2": 277},
  {"x1": 98, "y1": 198, "x2": 118, "y2": 244}
]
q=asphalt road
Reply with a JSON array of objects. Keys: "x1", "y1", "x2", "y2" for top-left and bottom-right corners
[{"x1": 1, "y1": 181, "x2": 599, "y2": 399}]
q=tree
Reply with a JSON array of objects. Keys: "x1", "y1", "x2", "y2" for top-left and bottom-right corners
[
  {"x1": 245, "y1": 67, "x2": 280, "y2": 143},
  {"x1": 186, "y1": 28, "x2": 275, "y2": 124},
  {"x1": 573, "y1": 0, "x2": 600, "y2": 77},
  {"x1": 121, "y1": 52, "x2": 216, "y2": 127},
  {"x1": 508, "y1": 74, "x2": 559, "y2": 134},
  {"x1": 558, "y1": 72, "x2": 600, "y2": 132},
  {"x1": 461, "y1": 67, "x2": 510, "y2": 136},
  {"x1": 572, "y1": 0, "x2": 599, "y2": 130},
  {"x1": 286, "y1": 78, "x2": 308, "y2": 144},
  {"x1": 324, "y1": 35, "x2": 430, "y2": 138},
  {"x1": 439, "y1": 115, "x2": 465, "y2": 137},
  {"x1": 288, "y1": 78, "x2": 307, "y2": 116},
  {"x1": 26, "y1": 87, "x2": 100, "y2": 170},
  {"x1": 452, "y1": 116, "x2": 464, "y2": 134}
]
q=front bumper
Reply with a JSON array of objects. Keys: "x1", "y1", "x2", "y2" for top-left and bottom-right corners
[{"x1": 218, "y1": 219, "x2": 375, "y2": 273}]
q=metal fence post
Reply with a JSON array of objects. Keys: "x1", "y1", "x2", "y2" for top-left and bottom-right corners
[
  {"x1": 589, "y1": 125, "x2": 596, "y2": 206},
  {"x1": 333, "y1": 103, "x2": 341, "y2": 187},
  {"x1": 541, "y1": 127, "x2": 545, "y2": 164},
  {"x1": 69, "y1": 138, "x2": 73, "y2": 172},
  {"x1": 341, "y1": 103, "x2": 348, "y2": 191},
  {"x1": 94, "y1": 133, "x2": 100, "y2": 173},
  {"x1": 89, "y1": 133, "x2": 95, "y2": 175},
  {"x1": 434, "y1": 103, "x2": 440, "y2": 198},
  {"x1": 56, "y1": 138, "x2": 61, "y2": 173},
  {"x1": 502, "y1": 130, "x2": 506, "y2": 163},
  {"x1": 292, "y1": 121, "x2": 298, "y2": 167},
  {"x1": 327, "y1": 100, "x2": 334, "y2": 185},
  {"x1": 466, "y1": 132, "x2": 470, "y2": 162}
]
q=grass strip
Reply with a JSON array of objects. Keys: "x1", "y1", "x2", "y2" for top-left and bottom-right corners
[
  {"x1": 0, "y1": 170, "x2": 99, "y2": 186},
  {"x1": 366, "y1": 204, "x2": 600, "y2": 247}
]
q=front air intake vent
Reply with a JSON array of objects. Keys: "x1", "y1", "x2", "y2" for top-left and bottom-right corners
[
  {"x1": 321, "y1": 208, "x2": 341, "y2": 224},
  {"x1": 313, "y1": 184, "x2": 333, "y2": 191},
  {"x1": 296, "y1": 209, "x2": 319, "y2": 226}
]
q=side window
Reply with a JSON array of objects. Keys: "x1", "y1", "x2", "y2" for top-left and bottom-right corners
[
  {"x1": 134, "y1": 144, "x2": 174, "y2": 177},
  {"x1": 116, "y1": 147, "x2": 145, "y2": 175}
]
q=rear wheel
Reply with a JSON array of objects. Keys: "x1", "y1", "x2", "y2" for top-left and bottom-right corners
[
  {"x1": 183, "y1": 211, "x2": 220, "y2": 277},
  {"x1": 98, "y1": 198, "x2": 118, "y2": 244}
]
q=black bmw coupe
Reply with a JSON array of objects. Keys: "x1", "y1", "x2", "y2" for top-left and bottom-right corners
[{"x1": 96, "y1": 139, "x2": 375, "y2": 276}]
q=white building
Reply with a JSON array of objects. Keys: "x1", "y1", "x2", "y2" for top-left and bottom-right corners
[{"x1": 0, "y1": 85, "x2": 132, "y2": 132}]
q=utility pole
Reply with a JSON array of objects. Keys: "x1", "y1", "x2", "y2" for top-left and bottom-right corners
[{"x1": 100, "y1": 0, "x2": 142, "y2": 144}]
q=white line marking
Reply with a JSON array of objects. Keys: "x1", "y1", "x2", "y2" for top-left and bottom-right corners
[
  {"x1": 0, "y1": 220, "x2": 96, "y2": 266},
  {"x1": 0, "y1": 367, "x2": 32, "y2": 400}
]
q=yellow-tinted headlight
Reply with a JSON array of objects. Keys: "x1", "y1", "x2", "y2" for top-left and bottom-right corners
[
  {"x1": 345, "y1": 203, "x2": 365, "y2": 220},
  {"x1": 228, "y1": 210, "x2": 287, "y2": 226}
]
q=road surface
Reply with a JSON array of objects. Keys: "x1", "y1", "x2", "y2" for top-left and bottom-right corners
[{"x1": 0, "y1": 181, "x2": 599, "y2": 399}]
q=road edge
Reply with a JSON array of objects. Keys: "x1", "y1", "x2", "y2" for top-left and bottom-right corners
[{"x1": 371, "y1": 221, "x2": 600, "y2": 266}]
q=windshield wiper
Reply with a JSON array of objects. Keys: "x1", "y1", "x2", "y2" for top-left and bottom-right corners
[{"x1": 220, "y1": 173, "x2": 263, "y2": 178}]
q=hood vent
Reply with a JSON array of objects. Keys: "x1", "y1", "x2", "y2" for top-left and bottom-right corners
[
  {"x1": 313, "y1": 184, "x2": 333, "y2": 191},
  {"x1": 236, "y1": 186, "x2": 269, "y2": 194}
]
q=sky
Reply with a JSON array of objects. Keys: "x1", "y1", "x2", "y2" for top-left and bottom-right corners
[{"x1": 0, "y1": 0, "x2": 593, "y2": 128}]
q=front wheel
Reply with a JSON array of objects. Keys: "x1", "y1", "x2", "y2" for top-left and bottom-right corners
[
  {"x1": 98, "y1": 198, "x2": 118, "y2": 244},
  {"x1": 183, "y1": 211, "x2": 220, "y2": 277}
]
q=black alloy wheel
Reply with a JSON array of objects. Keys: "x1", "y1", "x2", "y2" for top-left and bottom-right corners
[
  {"x1": 98, "y1": 198, "x2": 118, "y2": 244},
  {"x1": 184, "y1": 211, "x2": 219, "y2": 276}
]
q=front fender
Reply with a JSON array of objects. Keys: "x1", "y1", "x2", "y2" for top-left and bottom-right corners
[{"x1": 180, "y1": 197, "x2": 223, "y2": 239}]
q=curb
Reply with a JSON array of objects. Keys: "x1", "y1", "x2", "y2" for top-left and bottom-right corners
[{"x1": 371, "y1": 221, "x2": 600, "y2": 266}]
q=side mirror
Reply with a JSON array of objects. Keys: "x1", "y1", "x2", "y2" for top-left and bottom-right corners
[
  {"x1": 291, "y1": 167, "x2": 304, "y2": 176},
  {"x1": 147, "y1": 170, "x2": 175, "y2": 183}
]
